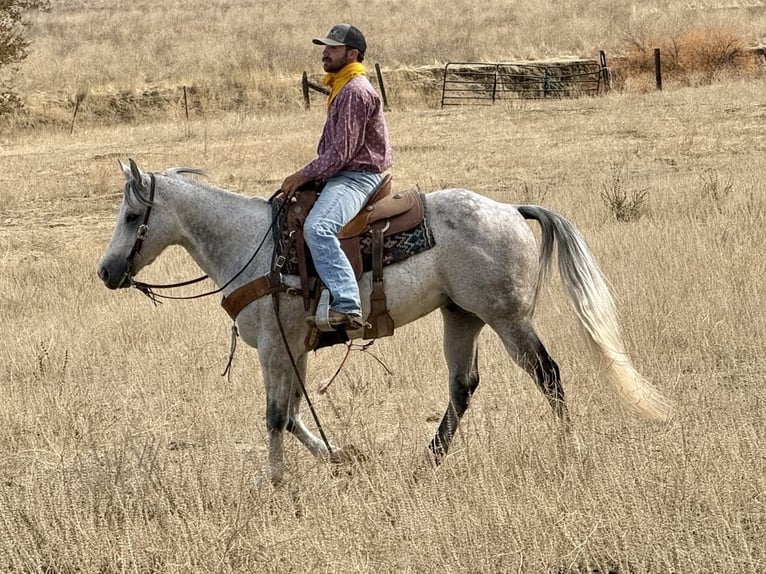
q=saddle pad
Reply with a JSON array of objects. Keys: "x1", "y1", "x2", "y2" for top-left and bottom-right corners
[{"x1": 271, "y1": 194, "x2": 436, "y2": 276}]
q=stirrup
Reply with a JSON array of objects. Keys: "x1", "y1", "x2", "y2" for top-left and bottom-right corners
[
  {"x1": 306, "y1": 289, "x2": 369, "y2": 332},
  {"x1": 327, "y1": 310, "x2": 367, "y2": 330},
  {"x1": 309, "y1": 289, "x2": 333, "y2": 332}
]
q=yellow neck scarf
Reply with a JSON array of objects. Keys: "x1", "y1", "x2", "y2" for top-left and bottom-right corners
[{"x1": 323, "y1": 62, "x2": 366, "y2": 108}]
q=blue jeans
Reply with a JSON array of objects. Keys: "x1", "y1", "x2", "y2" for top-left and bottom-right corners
[{"x1": 303, "y1": 170, "x2": 384, "y2": 315}]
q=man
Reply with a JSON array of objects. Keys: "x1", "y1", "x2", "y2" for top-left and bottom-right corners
[{"x1": 281, "y1": 24, "x2": 393, "y2": 330}]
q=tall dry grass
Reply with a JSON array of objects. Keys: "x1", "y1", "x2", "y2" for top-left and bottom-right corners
[
  {"x1": 1, "y1": 1, "x2": 765, "y2": 572},
  {"x1": 2, "y1": 77, "x2": 765, "y2": 571}
]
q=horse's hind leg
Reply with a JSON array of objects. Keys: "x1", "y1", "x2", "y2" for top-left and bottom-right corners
[
  {"x1": 490, "y1": 318, "x2": 571, "y2": 428},
  {"x1": 430, "y1": 304, "x2": 485, "y2": 463}
]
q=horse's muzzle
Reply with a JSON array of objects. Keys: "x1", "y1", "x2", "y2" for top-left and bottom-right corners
[{"x1": 97, "y1": 263, "x2": 131, "y2": 290}]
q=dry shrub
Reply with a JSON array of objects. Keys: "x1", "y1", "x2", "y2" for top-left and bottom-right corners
[
  {"x1": 622, "y1": 25, "x2": 756, "y2": 85},
  {"x1": 0, "y1": 0, "x2": 50, "y2": 114},
  {"x1": 678, "y1": 27, "x2": 754, "y2": 76}
]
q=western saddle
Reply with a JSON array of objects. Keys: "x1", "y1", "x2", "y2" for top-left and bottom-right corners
[{"x1": 221, "y1": 175, "x2": 427, "y2": 348}]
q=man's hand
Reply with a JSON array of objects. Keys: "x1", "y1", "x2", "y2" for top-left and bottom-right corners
[{"x1": 280, "y1": 171, "x2": 310, "y2": 197}]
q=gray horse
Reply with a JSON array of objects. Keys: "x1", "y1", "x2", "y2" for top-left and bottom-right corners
[{"x1": 98, "y1": 160, "x2": 671, "y2": 485}]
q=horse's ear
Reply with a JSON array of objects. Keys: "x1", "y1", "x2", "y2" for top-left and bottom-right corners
[
  {"x1": 127, "y1": 158, "x2": 145, "y2": 190},
  {"x1": 118, "y1": 159, "x2": 131, "y2": 180}
]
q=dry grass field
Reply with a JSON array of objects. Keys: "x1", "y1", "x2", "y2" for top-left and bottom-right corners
[{"x1": 1, "y1": 1, "x2": 765, "y2": 573}]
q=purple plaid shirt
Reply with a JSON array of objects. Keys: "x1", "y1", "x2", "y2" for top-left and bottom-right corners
[{"x1": 299, "y1": 75, "x2": 392, "y2": 181}]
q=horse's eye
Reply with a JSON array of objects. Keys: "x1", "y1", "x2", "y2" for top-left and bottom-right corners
[{"x1": 125, "y1": 212, "x2": 141, "y2": 224}]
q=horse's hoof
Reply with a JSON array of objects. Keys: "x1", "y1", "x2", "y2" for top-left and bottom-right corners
[
  {"x1": 328, "y1": 444, "x2": 366, "y2": 464},
  {"x1": 250, "y1": 465, "x2": 284, "y2": 494},
  {"x1": 559, "y1": 427, "x2": 585, "y2": 457}
]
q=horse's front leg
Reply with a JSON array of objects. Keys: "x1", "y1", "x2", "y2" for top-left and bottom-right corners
[
  {"x1": 258, "y1": 336, "x2": 305, "y2": 485},
  {"x1": 263, "y1": 375, "x2": 290, "y2": 486},
  {"x1": 259, "y1": 347, "x2": 337, "y2": 485},
  {"x1": 264, "y1": 350, "x2": 363, "y2": 483},
  {"x1": 283, "y1": 355, "x2": 361, "y2": 464}
]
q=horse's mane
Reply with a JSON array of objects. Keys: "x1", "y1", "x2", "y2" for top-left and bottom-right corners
[
  {"x1": 165, "y1": 167, "x2": 207, "y2": 179},
  {"x1": 124, "y1": 167, "x2": 208, "y2": 209}
]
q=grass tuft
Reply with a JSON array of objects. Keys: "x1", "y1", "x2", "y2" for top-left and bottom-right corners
[{"x1": 600, "y1": 160, "x2": 649, "y2": 222}]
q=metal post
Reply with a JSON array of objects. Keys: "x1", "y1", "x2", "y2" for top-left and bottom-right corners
[
  {"x1": 183, "y1": 86, "x2": 189, "y2": 121},
  {"x1": 654, "y1": 48, "x2": 662, "y2": 91},
  {"x1": 441, "y1": 63, "x2": 449, "y2": 107}
]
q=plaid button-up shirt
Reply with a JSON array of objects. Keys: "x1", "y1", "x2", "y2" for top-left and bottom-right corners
[{"x1": 300, "y1": 75, "x2": 392, "y2": 181}]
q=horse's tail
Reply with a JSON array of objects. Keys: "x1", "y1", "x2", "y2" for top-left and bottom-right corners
[{"x1": 516, "y1": 205, "x2": 672, "y2": 421}]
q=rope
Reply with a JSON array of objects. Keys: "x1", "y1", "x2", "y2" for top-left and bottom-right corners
[{"x1": 316, "y1": 340, "x2": 393, "y2": 394}]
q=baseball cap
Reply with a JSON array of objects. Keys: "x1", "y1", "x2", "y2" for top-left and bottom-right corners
[{"x1": 312, "y1": 24, "x2": 367, "y2": 55}]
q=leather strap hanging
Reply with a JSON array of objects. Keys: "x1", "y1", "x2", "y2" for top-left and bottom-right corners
[{"x1": 364, "y1": 228, "x2": 394, "y2": 339}]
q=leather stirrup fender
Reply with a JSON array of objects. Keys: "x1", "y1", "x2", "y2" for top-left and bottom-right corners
[{"x1": 364, "y1": 228, "x2": 395, "y2": 339}]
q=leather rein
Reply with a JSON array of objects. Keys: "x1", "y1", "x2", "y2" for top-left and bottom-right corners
[{"x1": 122, "y1": 172, "x2": 280, "y2": 304}]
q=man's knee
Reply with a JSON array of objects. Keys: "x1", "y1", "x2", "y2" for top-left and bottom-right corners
[{"x1": 303, "y1": 217, "x2": 339, "y2": 247}]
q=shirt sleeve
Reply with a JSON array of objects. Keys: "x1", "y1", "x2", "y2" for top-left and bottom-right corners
[{"x1": 299, "y1": 89, "x2": 370, "y2": 181}]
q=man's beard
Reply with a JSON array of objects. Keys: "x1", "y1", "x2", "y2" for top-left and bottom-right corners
[{"x1": 323, "y1": 54, "x2": 350, "y2": 73}]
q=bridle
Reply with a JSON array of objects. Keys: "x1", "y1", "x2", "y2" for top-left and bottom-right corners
[
  {"x1": 122, "y1": 173, "x2": 159, "y2": 286},
  {"x1": 121, "y1": 172, "x2": 211, "y2": 298},
  {"x1": 119, "y1": 172, "x2": 271, "y2": 303}
]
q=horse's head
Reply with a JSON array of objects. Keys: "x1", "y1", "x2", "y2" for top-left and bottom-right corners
[{"x1": 97, "y1": 159, "x2": 171, "y2": 289}]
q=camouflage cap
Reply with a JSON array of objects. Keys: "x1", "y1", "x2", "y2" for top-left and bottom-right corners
[{"x1": 312, "y1": 23, "x2": 367, "y2": 55}]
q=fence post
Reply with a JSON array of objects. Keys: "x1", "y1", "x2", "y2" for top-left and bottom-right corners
[
  {"x1": 302, "y1": 71, "x2": 311, "y2": 109},
  {"x1": 599, "y1": 50, "x2": 611, "y2": 93},
  {"x1": 182, "y1": 86, "x2": 191, "y2": 138},
  {"x1": 440, "y1": 63, "x2": 449, "y2": 107},
  {"x1": 491, "y1": 65, "x2": 499, "y2": 103},
  {"x1": 374, "y1": 63, "x2": 389, "y2": 110},
  {"x1": 654, "y1": 48, "x2": 663, "y2": 91},
  {"x1": 69, "y1": 92, "x2": 84, "y2": 136}
]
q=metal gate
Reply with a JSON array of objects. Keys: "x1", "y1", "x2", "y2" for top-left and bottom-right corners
[{"x1": 441, "y1": 56, "x2": 609, "y2": 106}]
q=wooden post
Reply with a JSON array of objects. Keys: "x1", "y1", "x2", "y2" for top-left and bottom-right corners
[
  {"x1": 374, "y1": 63, "x2": 389, "y2": 110},
  {"x1": 654, "y1": 48, "x2": 663, "y2": 91},
  {"x1": 543, "y1": 68, "x2": 551, "y2": 97},
  {"x1": 69, "y1": 92, "x2": 85, "y2": 136},
  {"x1": 302, "y1": 71, "x2": 310, "y2": 109},
  {"x1": 182, "y1": 86, "x2": 190, "y2": 138},
  {"x1": 599, "y1": 50, "x2": 611, "y2": 93},
  {"x1": 69, "y1": 99, "x2": 80, "y2": 136},
  {"x1": 183, "y1": 86, "x2": 189, "y2": 122}
]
